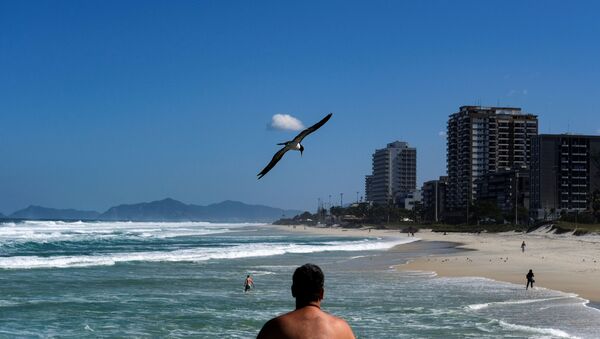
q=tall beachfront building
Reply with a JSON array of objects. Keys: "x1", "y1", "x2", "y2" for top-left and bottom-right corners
[
  {"x1": 365, "y1": 141, "x2": 416, "y2": 205},
  {"x1": 421, "y1": 176, "x2": 448, "y2": 222},
  {"x1": 530, "y1": 134, "x2": 600, "y2": 218},
  {"x1": 446, "y1": 106, "x2": 538, "y2": 211}
]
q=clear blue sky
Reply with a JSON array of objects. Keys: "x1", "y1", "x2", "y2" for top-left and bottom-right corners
[{"x1": 1, "y1": 0, "x2": 599, "y2": 214}]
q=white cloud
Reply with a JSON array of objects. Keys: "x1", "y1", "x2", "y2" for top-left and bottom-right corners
[
  {"x1": 507, "y1": 89, "x2": 528, "y2": 97},
  {"x1": 597, "y1": 129, "x2": 600, "y2": 135},
  {"x1": 438, "y1": 131, "x2": 447, "y2": 137},
  {"x1": 269, "y1": 114, "x2": 305, "y2": 131}
]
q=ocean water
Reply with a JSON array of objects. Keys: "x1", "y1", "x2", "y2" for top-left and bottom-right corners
[{"x1": 1, "y1": 221, "x2": 599, "y2": 338}]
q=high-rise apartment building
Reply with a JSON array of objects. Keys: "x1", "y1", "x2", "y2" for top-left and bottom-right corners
[
  {"x1": 476, "y1": 168, "x2": 530, "y2": 214},
  {"x1": 446, "y1": 106, "x2": 538, "y2": 210},
  {"x1": 365, "y1": 141, "x2": 417, "y2": 205},
  {"x1": 530, "y1": 134, "x2": 600, "y2": 218}
]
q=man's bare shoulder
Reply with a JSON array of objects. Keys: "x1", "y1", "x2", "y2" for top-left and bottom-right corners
[
  {"x1": 323, "y1": 312, "x2": 355, "y2": 338},
  {"x1": 256, "y1": 311, "x2": 298, "y2": 339},
  {"x1": 257, "y1": 310, "x2": 355, "y2": 339}
]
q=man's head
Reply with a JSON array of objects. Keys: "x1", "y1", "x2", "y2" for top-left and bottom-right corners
[{"x1": 291, "y1": 263, "x2": 324, "y2": 303}]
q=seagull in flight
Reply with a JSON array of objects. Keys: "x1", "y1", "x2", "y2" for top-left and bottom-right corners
[{"x1": 257, "y1": 113, "x2": 333, "y2": 179}]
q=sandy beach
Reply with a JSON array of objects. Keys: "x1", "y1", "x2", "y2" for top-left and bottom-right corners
[{"x1": 274, "y1": 225, "x2": 600, "y2": 303}]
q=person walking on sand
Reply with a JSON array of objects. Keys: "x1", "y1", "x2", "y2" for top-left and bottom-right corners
[
  {"x1": 521, "y1": 241, "x2": 526, "y2": 253},
  {"x1": 526, "y1": 269, "x2": 535, "y2": 290},
  {"x1": 257, "y1": 263, "x2": 355, "y2": 339},
  {"x1": 244, "y1": 274, "x2": 254, "y2": 293}
]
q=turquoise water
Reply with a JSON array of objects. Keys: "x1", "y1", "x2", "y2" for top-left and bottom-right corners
[{"x1": 1, "y1": 221, "x2": 599, "y2": 338}]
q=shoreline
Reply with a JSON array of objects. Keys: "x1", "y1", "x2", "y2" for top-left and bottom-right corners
[
  {"x1": 270, "y1": 224, "x2": 412, "y2": 239},
  {"x1": 272, "y1": 224, "x2": 600, "y2": 304}
]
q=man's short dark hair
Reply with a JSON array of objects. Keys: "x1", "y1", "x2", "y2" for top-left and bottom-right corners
[{"x1": 291, "y1": 263, "x2": 324, "y2": 302}]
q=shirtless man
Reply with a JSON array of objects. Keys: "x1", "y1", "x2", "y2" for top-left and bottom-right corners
[
  {"x1": 244, "y1": 275, "x2": 254, "y2": 292},
  {"x1": 257, "y1": 263, "x2": 355, "y2": 339}
]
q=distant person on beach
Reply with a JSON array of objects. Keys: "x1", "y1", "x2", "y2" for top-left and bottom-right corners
[
  {"x1": 244, "y1": 275, "x2": 254, "y2": 292},
  {"x1": 257, "y1": 263, "x2": 355, "y2": 339},
  {"x1": 521, "y1": 241, "x2": 526, "y2": 253},
  {"x1": 526, "y1": 269, "x2": 535, "y2": 290}
]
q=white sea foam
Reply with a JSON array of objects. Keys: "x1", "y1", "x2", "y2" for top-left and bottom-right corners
[
  {"x1": 349, "y1": 255, "x2": 369, "y2": 259},
  {"x1": 0, "y1": 236, "x2": 416, "y2": 269},
  {"x1": 402, "y1": 270, "x2": 438, "y2": 278},
  {"x1": 467, "y1": 296, "x2": 571, "y2": 311},
  {"x1": 250, "y1": 270, "x2": 275, "y2": 276},
  {"x1": 0, "y1": 220, "x2": 261, "y2": 244},
  {"x1": 468, "y1": 303, "x2": 489, "y2": 310},
  {"x1": 497, "y1": 320, "x2": 577, "y2": 338}
]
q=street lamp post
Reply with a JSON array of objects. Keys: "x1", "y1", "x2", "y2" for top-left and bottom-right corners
[
  {"x1": 435, "y1": 181, "x2": 439, "y2": 223},
  {"x1": 317, "y1": 198, "x2": 321, "y2": 219},
  {"x1": 515, "y1": 172, "x2": 519, "y2": 225},
  {"x1": 466, "y1": 183, "x2": 470, "y2": 225}
]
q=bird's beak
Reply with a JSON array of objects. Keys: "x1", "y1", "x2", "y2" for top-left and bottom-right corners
[{"x1": 300, "y1": 150, "x2": 303, "y2": 157}]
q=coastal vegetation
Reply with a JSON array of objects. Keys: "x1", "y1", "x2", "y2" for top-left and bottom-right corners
[{"x1": 275, "y1": 201, "x2": 600, "y2": 235}]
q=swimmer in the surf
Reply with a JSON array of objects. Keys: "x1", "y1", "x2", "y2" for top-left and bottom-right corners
[{"x1": 244, "y1": 274, "x2": 254, "y2": 292}]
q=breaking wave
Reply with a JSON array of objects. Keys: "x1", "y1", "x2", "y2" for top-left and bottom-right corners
[{"x1": 0, "y1": 221, "x2": 415, "y2": 269}]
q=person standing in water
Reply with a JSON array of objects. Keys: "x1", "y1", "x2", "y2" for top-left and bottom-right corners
[
  {"x1": 244, "y1": 274, "x2": 254, "y2": 292},
  {"x1": 526, "y1": 269, "x2": 535, "y2": 290},
  {"x1": 521, "y1": 241, "x2": 526, "y2": 253}
]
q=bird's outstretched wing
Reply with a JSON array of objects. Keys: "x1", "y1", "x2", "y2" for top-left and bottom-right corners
[
  {"x1": 257, "y1": 147, "x2": 289, "y2": 179},
  {"x1": 292, "y1": 113, "x2": 333, "y2": 143}
]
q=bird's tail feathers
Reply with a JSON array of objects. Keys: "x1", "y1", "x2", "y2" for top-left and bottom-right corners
[{"x1": 277, "y1": 141, "x2": 291, "y2": 146}]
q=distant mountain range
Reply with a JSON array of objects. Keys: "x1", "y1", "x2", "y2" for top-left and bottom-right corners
[
  {"x1": 10, "y1": 206, "x2": 101, "y2": 220},
  {"x1": 2, "y1": 198, "x2": 302, "y2": 222}
]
